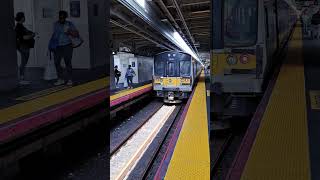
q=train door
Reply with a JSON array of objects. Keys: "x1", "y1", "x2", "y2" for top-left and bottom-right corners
[
  {"x1": 167, "y1": 60, "x2": 176, "y2": 76},
  {"x1": 165, "y1": 59, "x2": 178, "y2": 86}
]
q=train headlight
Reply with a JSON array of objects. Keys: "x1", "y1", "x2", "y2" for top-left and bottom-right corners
[
  {"x1": 240, "y1": 54, "x2": 249, "y2": 64},
  {"x1": 181, "y1": 78, "x2": 191, "y2": 85},
  {"x1": 154, "y1": 77, "x2": 162, "y2": 84},
  {"x1": 226, "y1": 55, "x2": 238, "y2": 65}
]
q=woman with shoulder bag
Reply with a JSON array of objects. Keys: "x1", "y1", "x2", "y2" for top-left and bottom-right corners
[
  {"x1": 50, "y1": 10, "x2": 83, "y2": 86},
  {"x1": 15, "y1": 12, "x2": 36, "y2": 85}
]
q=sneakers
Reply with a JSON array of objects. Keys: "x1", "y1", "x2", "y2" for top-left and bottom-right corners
[
  {"x1": 54, "y1": 79, "x2": 65, "y2": 86},
  {"x1": 19, "y1": 76, "x2": 30, "y2": 85},
  {"x1": 66, "y1": 80, "x2": 73, "y2": 86},
  {"x1": 19, "y1": 80, "x2": 30, "y2": 85}
]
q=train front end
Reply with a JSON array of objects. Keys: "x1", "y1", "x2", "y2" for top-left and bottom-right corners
[
  {"x1": 153, "y1": 51, "x2": 193, "y2": 103},
  {"x1": 211, "y1": 0, "x2": 264, "y2": 117}
]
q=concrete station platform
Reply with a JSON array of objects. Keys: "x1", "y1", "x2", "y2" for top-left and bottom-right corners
[
  {"x1": 227, "y1": 23, "x2": 320, "y2": 180},
  {"x1": 155, "y1": 72, "x2": 211, "y2": 179},
  {"x1": 0, "y1": 68, "x2": 107, "y2": 144}
]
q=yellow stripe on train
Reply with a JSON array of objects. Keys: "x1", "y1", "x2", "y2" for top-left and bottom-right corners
[
  {"x1": 211, "y1": 53, "x2": 256, "y2": 74},
  {"x1": 162, "y1": 77, "x2": 181, "y2": 86}
]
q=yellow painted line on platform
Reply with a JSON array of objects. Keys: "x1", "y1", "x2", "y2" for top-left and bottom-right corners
[
  {"x1": 165, "y1": 72, "x2": 210, "y2": 179},
  {"x1": 110, "y1": 84, "x2": 152, "y2": 101},
  {"x1": 16, "y1": 85, "x2": 70, "y2": 101},
  {"x1": 241, "y1": 25, "x2": 311, "y2": 180},
  {"x1": 309, "y1": 91, "x2": 320, "y2": 110},
  {"x1": 0, "y1": 78, "x2": 107, "y2": 125}
]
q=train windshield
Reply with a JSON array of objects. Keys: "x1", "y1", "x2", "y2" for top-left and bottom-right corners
[
  {"x1": 180, "y1": 61, "x2": 191, "y2": 77},
  {"x1": 154, "y1": 60, "x2": 165, "y2": 76},
  {"x1": 168, "y1": 62, "x2": 176, "y2": 77},
  {"x1": 224, "y1": 0, "x2": 257, "y2": 46}
]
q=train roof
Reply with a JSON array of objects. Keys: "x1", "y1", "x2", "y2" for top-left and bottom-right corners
[{"x1": 155, "y1": 51, "x2": 192, "y2": 57}]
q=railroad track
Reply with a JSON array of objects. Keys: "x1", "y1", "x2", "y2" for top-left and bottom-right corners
[
  {"x1": 110, "y1": 104, "x2": 183, "y2": 180},
  {"x1": 110, "y1": 101, "x2": 163, "y2": 155},
  {"x1": 211, "y1": 118, "x2": 251, "y2": 179},
  {"x1": 211, "y1": 132, "x2": 233, "y2": 173}
]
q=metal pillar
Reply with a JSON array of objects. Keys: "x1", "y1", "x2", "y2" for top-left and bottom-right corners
[{"x1": 0, "y1": 0, "x2": 18, "y2": 91}]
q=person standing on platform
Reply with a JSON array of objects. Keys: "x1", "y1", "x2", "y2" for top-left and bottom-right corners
[
  {"x1": 311, "y1": 10, "x2": 320, "y2": 39},
  {"x1": 302, "y1": 9, "x2": 310, "y2": 35},
  {"x1": 51, "y1": 11, "x2": 79, "y2": 86},
  {"x1": 15, "y1": 12, "x2": 35, "y2": 85},
  {"x1": 114, "y1": 65, "x2": 121, "y2": 88},
  {"x1": 125, "y1": 65, "x2": 135, "y2": 89}
]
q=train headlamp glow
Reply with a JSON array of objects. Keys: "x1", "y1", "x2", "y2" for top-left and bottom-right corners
[{"x1": 226, "y1": 55, "x2": 238, "y2": 65}]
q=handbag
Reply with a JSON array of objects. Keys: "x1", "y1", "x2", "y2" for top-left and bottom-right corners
[
  {"x1": 70, "y1": 36, "x2": 84, "y2": 48},
  {"x1": 67, "y1": 28, "x2": 84, "y2": 48},
  {"x1": 43, "y1": 58, "x2": 57, "y2": 80}
]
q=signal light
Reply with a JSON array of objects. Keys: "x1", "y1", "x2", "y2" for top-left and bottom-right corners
[
  {"x1": 226, "y1": 55, "x2": 237, "y2": 65},
  {"x1": 240, "y1": 54, "x2": 249, "y2": 64}
]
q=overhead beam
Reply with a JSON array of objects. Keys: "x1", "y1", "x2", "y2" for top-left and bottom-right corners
[
  {"x1": 170, "y1": 0, "x2": 196, "y2": 47},
  {"x1": 156, "y1": 0, "x2": 180, "y2": 30},
  {"x1": 166, "y1": 1, "x2": 210, "y2": 8},
  {"x1": 110, "y1": 19, "x2": 173, "y2": 50},
  {"x1": 111, "y1": 8, "x2": 177, "y2": 50},
  {"x1": 116, "y1": 0, "x2": 201, "y2": 62}
]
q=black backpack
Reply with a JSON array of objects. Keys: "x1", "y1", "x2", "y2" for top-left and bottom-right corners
[
  {"x1": 115, "y1": 70, "x2": 121, "y2": 77},
  {"x1": 312, "y1": 14, "x2": 320, "y2": 25}
]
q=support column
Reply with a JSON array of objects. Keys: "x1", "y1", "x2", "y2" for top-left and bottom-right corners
[
  {"x1": 88, "y1": 0, "x2": 108, "y2": 68},
  {"x1": 0, "y1": 0, "x2": 18, "y2": 91}
]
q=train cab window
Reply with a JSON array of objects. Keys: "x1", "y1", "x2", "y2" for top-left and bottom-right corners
[
  {"x1": 154, "y1": 60, "x2": 165, "y2": 76},
  {"x1": 180, "y1": 61, "x2": 191, "y2": 77},
  {"x1": 168, "y1": 62, "x2": 176, "y2": 77},
  {"x1": 224, "y1": 0, "x2": 257, "y2": 46}
]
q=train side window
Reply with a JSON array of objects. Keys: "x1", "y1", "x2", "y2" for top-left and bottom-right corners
[
  {"x1": 265, "y1": 7, "x2": 270, "y2": 38},
  {"x1": 155, "y1": 60, "x2": 165, "y2": 76},
  {"x1": 180, "y1": 61, "x2": 191, "y2": 77}
]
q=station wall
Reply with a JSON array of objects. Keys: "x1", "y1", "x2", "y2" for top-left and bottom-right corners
[
  {"x1": 14, "y1": 0, "x2": 107, "y2": 69},
  {"x1": 113, "y1": 52, "x2": 154, "y2": 88}
]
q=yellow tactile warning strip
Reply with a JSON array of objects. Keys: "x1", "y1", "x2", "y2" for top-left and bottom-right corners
[
  {"x1": 0, "y1": 78, "x2": 107, "y2": 125},
  {"x1": 165, "y1": 72, "x2": 210, "y2": 179},
  {"x1": 240, "y1": 25, "x2": 311, "y2": 179},
  {"x1": 16, "y1": 85, "x2": 69, "y2": 101},
  {"x1": 110, "y1": 84, "x2": 152, "y2": 101},
  {"x1": 309, "y1": 91, "x2": 320, "y2": 110}
]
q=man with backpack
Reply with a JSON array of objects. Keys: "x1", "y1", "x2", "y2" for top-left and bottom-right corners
[
  {"x1": 15, "y1": 12, "x2": 36, "y2": 85},
  {"x1": 49, "y1": 11, "x2": 80, "y2": 86},
  {"x1": 114, "y1": 65, "x2": 121, "y2": 88}
]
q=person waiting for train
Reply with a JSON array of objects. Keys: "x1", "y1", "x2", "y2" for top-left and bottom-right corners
[
  {"x1": 301, "y1": 9, "x2": 310, "y2": 36},
  {"x1": 114, "y1": 65, "x2": 121, "y2": 88},
  {"x1": 125, "y1": 65, "x2": 135, "y2": 89},
  {"x1": 51, "y1": 10, "x2": 79, "y2": 86},
  {"x1": 15, "y1": 12, "x2": 35, "y2": 85},
  {"x1": 311, "y1": 10, "x2": 320, "y2": 39}
]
